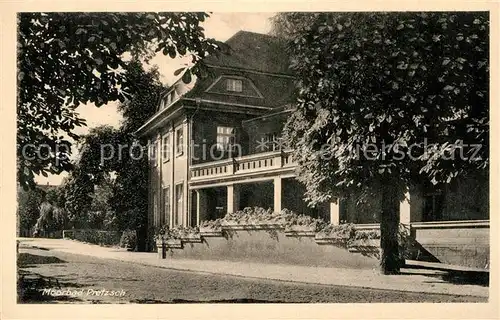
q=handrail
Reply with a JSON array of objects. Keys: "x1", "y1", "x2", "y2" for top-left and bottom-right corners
[
  {"x1": 191, "y1": 150, "x2": 293, "y2": 169},
  {"x1": 190, "y1": 158, "x2": 233, "y2": 169},
  {"x1": 234, "y1": 150, "x2": 281, "y2": 162}
]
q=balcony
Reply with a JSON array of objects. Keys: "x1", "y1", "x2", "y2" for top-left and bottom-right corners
[{"x1": 190, "y1": 150, "x2": 296, "y2": 185}]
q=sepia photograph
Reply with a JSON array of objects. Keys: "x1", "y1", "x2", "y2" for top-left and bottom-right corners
[{"x1": 2, "y1": 2, "x2": 497, "y2": 317}]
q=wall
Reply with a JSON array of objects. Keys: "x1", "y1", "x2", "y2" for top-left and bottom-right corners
[
  {"x1": 167, "y1": 228, "x2": 379, "y2": 269},
  {"x1": 413, "y1": 223, "x2": 489, "y2": 269},
  {"x1": 149, "y1": 113, "x2": 190, "y2": 228},
  {"x1": 440, "y1": 172, "x2": 489, "y2": 221},
  {"x1": 341, "y1": 170, "x2": 488, "y2": 224},
  {"x1": 410, "y1": 171, "x2": 488, "y2": 222}
]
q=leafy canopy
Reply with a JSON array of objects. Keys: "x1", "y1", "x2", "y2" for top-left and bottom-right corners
[
  {"x1": 274, "y1": 12, "x2": 489, "y2": 204},
  {"x1": 17, "y1": 186, "x2": 45, "y2": 234},
  {"x1": 18, "y1": 12, "x2": 225, "y2": 189},
  {"x1": 61, "y1": 60, "x2": 164, "y2": 245}
]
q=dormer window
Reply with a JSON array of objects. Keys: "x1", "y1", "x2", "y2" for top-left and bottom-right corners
[
  {"x1": 226, "y1": 79, "x2": 243, "y2": 92},
  {"x1": 160, "y1": 90, "x2": 178, "y2": 110},
  {"x1": 170, "y1": 90, "x2": 177, "y2": 102}
]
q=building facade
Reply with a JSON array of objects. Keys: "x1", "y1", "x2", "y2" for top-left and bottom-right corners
[{"x1": 136, "y1": 31, "x2": 489, "y2": 269}]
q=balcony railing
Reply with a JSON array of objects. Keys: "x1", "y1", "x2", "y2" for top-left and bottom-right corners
[{"x1": 190, "y1": 150, "x2": 295, "y2": 181}]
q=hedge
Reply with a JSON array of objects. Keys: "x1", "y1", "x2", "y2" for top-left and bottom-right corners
[{"x1": 63, "y1": 229, "x2": 121, "y2": 246}]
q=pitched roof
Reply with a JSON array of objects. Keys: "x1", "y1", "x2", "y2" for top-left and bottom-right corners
[
  {"x1": 204, "y1": 30, "x2": 293, "y2": 75},
  {"x1": 135, "y1": 31, "x2": 296, "y2": 136}
]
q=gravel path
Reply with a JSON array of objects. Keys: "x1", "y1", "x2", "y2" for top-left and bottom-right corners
[{"x1": 17, "y1": 247, "x2": 486, "y2": 303}]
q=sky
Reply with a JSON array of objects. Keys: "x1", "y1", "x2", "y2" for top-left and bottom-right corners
[{"x1": 35, "y1": 12, "x2": 275, "y2": 186}]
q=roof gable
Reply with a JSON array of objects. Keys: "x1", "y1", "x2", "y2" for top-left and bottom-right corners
[{"x1": 205, "y1": 75, "x2": 264, "y2": 98}]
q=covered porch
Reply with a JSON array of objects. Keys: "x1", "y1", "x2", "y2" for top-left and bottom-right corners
[{"x1": 190, "y1": 177, "x2": 334, "y2": 226}]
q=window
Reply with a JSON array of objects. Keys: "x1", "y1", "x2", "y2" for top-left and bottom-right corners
[
  {"x1": 150, "y1": 140, "x2": 158, "y2": 166},
  {"x1": 166, "y1": 91, "x2": 175, "y2": 106},
  {"x1": 160, "y1": 90, "x2": 178, "y2": 110},
  {"x1": 226, "y1": 79, "x2": 243, "y2": 92},
  {"x1": 175, "y1": 128, "x2": 184, "y2": 156},
  {"x1": 162, "y1": 187, "x2": 170, "y2": 226},
  {"x1": 216, "y1": 126, "x2": 235, "y2": 151},
  {"x1": 264, "y1": 132, "x2": 282, "y2": 151},
  {"x1": 419, "y1": 179, "x2": 446, "y2": 222},
  {"x1": 175, "y1": 183, "x2": 184, "y2": 226},
  {"x1": 423, "y1": 191, "x2": 445, "y2": 222},
  {"x1": 162, "y1": 134, "x2": 170, "y2": 161},
  {"x1": 153, "y1": 191, "x2": 158, "y2": 226}
]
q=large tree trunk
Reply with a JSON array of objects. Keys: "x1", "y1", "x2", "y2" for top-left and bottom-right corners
[{"x1": 379, "y1": 181, "x2": 402, "y2": 274}]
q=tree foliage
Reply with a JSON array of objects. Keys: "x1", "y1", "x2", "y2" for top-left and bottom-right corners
[
  {"x1": 17, "y1": 186, "x2": 45, "y2": 235},
  {"x1": 88, "y1": 177, "x2": 115, "y2": 230},
  {"x1": 18, "y1": 12, "x2": 225, "y2": 189},
  {"x1": 275, "y1": 12, "x2": 488, "y2": 202},
  {"x1": 33, "y1": 201, "x2": 68, "y2": 236},
  {"x1": 60, "y1": 125, "x2": 117, "y2": 229},
  {"x1": 110, "y1": 60, "x2": 165, "y2": 239},
  {"x1": 59, "y1": 60, "x2": 165, "y2": 249},
  {"x1": 273, "y1": 12, "x2": 489, "y2": 273}
]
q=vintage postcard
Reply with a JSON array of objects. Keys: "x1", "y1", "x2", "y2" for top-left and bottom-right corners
[{"x1": 1, "y1": 1, "x2": 498, "y2": 319}]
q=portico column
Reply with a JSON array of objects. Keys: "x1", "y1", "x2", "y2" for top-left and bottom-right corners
[
  {"x1": 196, "y1": 189, "x2": 208, "y2": 225},
  {"x1": 330, "y1": 199, "x2": 340, "y2": 225},
  {"x1": 400, "y1": 191, "x2": 411, "y2": 224},
  {"x1": 273, "y1": 177, "x2": 282, "y2": 213},
  {"x1": 227, "y1": 184, "x2": 240, "y2": 213}
]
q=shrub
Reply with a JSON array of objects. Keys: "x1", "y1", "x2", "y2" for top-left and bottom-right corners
[
  {"x1": 64, "y1": 229, "x2": 121, "y2": 246},
  {"x1": 220, "y1": 207, "x2": 328, "y2": 231},
  {"x1": 167, "y1": 226, "x2": 199, "y2": 240},
  {"x1": 317, "y1": 223, "x2": 356, "y2": 239},
  {"x1": 154, "y1": 225, "x2": 201, "y2": 242},
  {"x1": 351, "y1": 229, "x2": 381, "y2": 241},
  {"x1": 153, "y1": 224, "x2": 168, "y2": 242},
  {"x1": 119, "y1": 230, "x2": 137, "y2": 250},
  {"x1": 224, "y1": 207, "x2": 275, "y2": 225},
  {"x1": 200, "y1": 218, "x2": 222, "y2": 231}
]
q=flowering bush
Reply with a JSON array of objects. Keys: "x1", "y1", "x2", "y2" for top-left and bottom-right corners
[
  {"x1": 153, "y1": 225, "x2": 168, "y2": 242},
  {"x1": 154, "y1": 225, "x2": 201, "y2": 245},
  {"x1": 165, "y1": 226, "x2": 200, "y2": 240},
  {"x1": 220, "y1": 207, "x2": 328, "y2": 232},
  {"x1": 316, "y1": 223, "x2": 356, "y2": 239},
  {"x1": 224, "y1": 207, "x2": 276, "y2": 225},
  {"x1": 200, "y1": 218, "x2": 223, "y2": 230},
  {"x1": 119, "y1": 230, "x2": 137, "y2": 250},
  {"x1": 351, "y1": 229, "x2": 381, "y2": 241}
]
